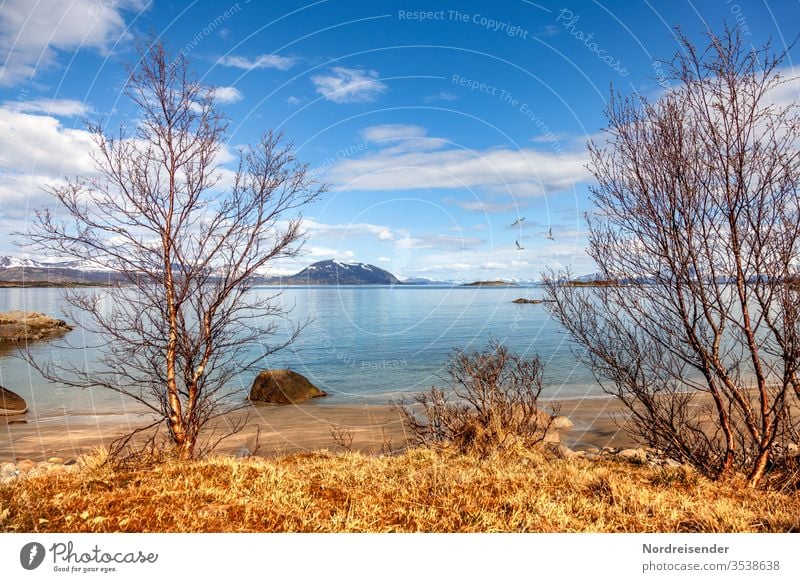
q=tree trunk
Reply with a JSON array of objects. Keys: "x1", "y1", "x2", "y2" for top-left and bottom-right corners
[{"x1": 746, "y1": 449, "x2": 770, "y2": 488}]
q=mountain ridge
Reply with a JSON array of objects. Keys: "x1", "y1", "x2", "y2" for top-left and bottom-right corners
[{"x1": 263, "y1": 260, "x2": 402, "y2": 285}]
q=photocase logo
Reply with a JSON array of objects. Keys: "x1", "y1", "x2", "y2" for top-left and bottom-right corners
[{"x1": 20, "y1": 542, "x2": 46, "y2": 570}]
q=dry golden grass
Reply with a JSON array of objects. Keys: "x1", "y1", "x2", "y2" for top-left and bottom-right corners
[{"x1": 1, "y1": 447, "x2": 798, "y2": 533}]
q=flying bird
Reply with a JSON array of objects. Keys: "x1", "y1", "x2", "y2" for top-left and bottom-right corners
[
  {"x1": 510, "y1": 217, "x2": 526, "y2": 227},
  {"x1": 546, "y1": 227, "x2": 555, "y2": 241},
  {"x1": 515, "y1": 240, "x2": 524, "y2": 250}
]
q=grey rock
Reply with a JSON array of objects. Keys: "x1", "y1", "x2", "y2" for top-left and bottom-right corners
[
  {"x1": 617, "y1": 448, "x2": 649, "y2": 464},
  {"x1": 550, "y1": 415, "x2": 574, "y2": 429},
  {"x1": 544, "y1": 442, "x2": 577, "y2": 459}
]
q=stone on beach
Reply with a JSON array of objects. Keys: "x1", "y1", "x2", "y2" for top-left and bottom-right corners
[
  {"x1": 248, "y1": 369, "x2": 327, "y2": 404},
  {"x1": 550, "y1": 415, "x2": 574, "y2": 429},
  {"x1": 0, "y1": 385, "x2": 27, "y2": 416},
  {"x1": 616, "y1": 448, "x2": 649, "y2": 464}
]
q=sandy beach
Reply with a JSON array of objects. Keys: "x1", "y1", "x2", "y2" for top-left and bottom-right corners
[{"x1": 0, "y1": 396, "x2": 638, "y2": 462}]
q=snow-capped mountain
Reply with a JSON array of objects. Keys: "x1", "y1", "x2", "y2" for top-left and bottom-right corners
[
  {"x1": 265, "y1": 260, "x2": 401, "y2": 285},
  {"x1": 0, "y1": 255, "x2": 119, "y2": 285}
]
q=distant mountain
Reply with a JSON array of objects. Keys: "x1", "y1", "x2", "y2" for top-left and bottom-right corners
[
  {"x1": 0, "y1": 255, "x2": 120, "y2": 285},
  {"x1": 265, "y1": 260, "x2": 401, "y2": 285}
]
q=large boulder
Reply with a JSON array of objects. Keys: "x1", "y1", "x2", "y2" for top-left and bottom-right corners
[
  {"x1": 0, "y1": 386, "x2": 27, "y2": 416},
  {"x1": 248, "y1": 370, "x2": 327, "y2": 404}
]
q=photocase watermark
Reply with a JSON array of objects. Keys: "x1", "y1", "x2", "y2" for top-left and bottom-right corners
[
  {"x1": 555, "y1": 8, "x2": 629, "y2": 77},
  {"x1": 19, "y1": 540, "x2": 158, "y2": 574},
  {"x1": 651, "y1": 60, "x2": 671, "y2": 90},
  {"x1": 20, "y1": 542, "x2": 46, "y2": 570},
  {"x1": 726, "y1": 1, "x2": 752, "y2": 36},
  {"x1": 397, "y1": 9, "x2": 530, "y2": 39},
  {"x1": 357, "y1": 358, "x2": 408, "y2": 370},
  {"x1": 309, "y1": 140, "x2": 369, "y2": 179}
]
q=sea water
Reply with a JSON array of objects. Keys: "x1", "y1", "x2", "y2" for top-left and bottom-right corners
[{"x1": 0, "y1": 286, "x2": 599, "y2": 419}]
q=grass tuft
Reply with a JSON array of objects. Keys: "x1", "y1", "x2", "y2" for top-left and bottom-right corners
[{"x1": 1, "y1": 447, "x2": 798, "y2": 533}]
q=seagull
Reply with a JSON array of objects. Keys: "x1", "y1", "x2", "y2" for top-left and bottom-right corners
[
  {"x1": 510, "y1": 217, "x2": 526, "y2": 227},
  {"x1": 546, "y1": 227, "x2": 555, "y2": 241},
  {"x1": 515, "y1": 240, "x2": 524, "y2": 250}
]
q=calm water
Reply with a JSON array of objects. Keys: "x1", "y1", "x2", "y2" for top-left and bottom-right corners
[{"x1": 0, "y1": 286, "x2": 599, "y2": 418}]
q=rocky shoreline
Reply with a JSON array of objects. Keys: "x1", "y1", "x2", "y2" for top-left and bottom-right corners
[
  {"x1": 0, "y1": 310, "x2": 72, "y2": 342},
  {"x1": 1, "y1": 457, "x2": 81, "y2": 484}
]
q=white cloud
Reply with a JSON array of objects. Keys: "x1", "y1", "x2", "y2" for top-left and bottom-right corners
[
  {"x1": 0, "y1": 107, "x2": 99, "y2": 234},
  {"x1": 0, "y1": 0, "x2": 146, "y2": 86},
  {"x1": 4, "y1": 98, "x2": 93, "y2": 117},
  {"x1": 311, "y1": 67, "x2": 387, "y2": 104},
  {"x1": 360, "y1": 124, "x2": 447, "y2": 154},
  {"x1": 377, "y1": 256, "x2": 391, "y2": 262},
  {"x1": 217, "y1": 54, "x2": 296, "y2": 71},
  {"x1": 302, "y1": 218, "x2": 395, "y2": 243},
  {"x1": 211, "y1": 86, "x2": 243, "y2": 104},
  {"x1": 306, "y1": 246, "x2": 355, "y2": 260},
  {"x1": 328, "y1": 140, "x2": 590, "y2": 195},
  {"x1": 395, "y1": 234, "x2": 484, "y2": 250},
  {"x1": 0, "y1": 106, "x2": 242, "y2": 228},
  {"x1": 0, "y1": 108, "x2": 97, "y2": 178},
  {"x1": 361, "y1": 124, "x2": 426, "y2": 142},
  {"x1": 286, "y1": 96, "x2": 302, "y2": 106},
  {"x1": 450, "y1": 199, "x2": 528, "y2": 214}
]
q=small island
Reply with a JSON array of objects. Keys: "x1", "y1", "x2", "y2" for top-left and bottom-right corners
[
  {"x1": 0, "y1": 311, "x2": 72, "y2": 343},
  {"x1": 512, "y1": 298, "x2": 554, "y2": 304},
  {"x1": 461, "y1": 281, "x2": 519, "y2": 287}
]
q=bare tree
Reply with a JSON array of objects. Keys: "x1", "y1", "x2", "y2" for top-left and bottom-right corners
[
  {"x1": 399, "y1": 341, "x2": 554, "y2": 457},
  {"x1": 544, "y1": 28, "x2": 800, "y2": 487},
  {"x1": 24, "y1": 41, "x2": 324, "y2": 459}
]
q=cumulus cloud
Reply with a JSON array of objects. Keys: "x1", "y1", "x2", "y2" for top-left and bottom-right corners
[
  {"x1": 0, "y1": 0, "x2": 146, "y2": 86},
  {"x1": 311, "y1": 67, "x2": 387, "y2": 104},
  {"x1": 217, "y1": 54, "x2": 296, "y2": 71},
  {"x1": 3, "y1": 98, "x2": 93, "y2": 117},
  {"x1": 0, "y1": 106, "x2": 240, "y2": 226},
  {"x1": 210, "y1": 86, "x2": 243, "y2": 104},
  {"x1": 0, "y1": 108, "x2": 97, "y2": 178}
]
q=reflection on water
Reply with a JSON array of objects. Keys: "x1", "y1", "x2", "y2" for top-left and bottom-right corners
[{"x1": 0, "y1": 286, "x2": 599, "y2": 418}]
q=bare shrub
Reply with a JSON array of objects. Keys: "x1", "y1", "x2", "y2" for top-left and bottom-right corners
[
  {"x1": 544, "y1": 27, "x2": 800, "y2": 487},
  {"x1": 329, "y1": 423, "x2": 355, "y2": 452},
  {"x1": 398, "y1": 341, "x2": 554, "y2": 456}
]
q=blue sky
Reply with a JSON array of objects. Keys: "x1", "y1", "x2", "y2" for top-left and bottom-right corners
[{"x1": 1, "y1": 0, "x2": 799, "y2": 280}]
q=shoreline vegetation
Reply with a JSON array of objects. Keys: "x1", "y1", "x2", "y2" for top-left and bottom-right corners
[
  {"x1": 2, "y1": 400, "x2": 798, "y2": 533},
  {"x1": 1, "y1": 430, "x2": 798, "y2": 533}
]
